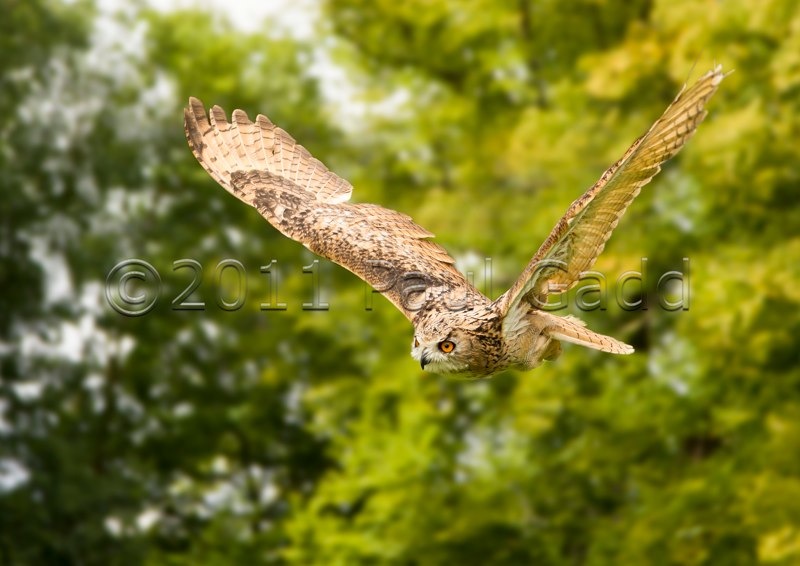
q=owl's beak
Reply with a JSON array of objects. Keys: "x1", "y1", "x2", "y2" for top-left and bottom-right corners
[{"x1": 420, "y1": 351, "x2": 432, "y2": 370}]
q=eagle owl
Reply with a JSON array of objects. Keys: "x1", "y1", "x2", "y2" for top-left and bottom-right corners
[{"x1": 185, "y1": 66, "x2": 724, "y2": 378}]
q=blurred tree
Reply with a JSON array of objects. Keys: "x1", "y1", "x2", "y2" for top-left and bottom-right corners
[{"x1": 1, "y1": 2, "x2": 344, "y2": 564}]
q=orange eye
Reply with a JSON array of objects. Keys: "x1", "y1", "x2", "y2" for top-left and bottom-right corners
[
  {"x1": 414, "y1": 338, "x2": 420, "y2": 348},
  {"x1": 438, "y1": 340, "x2": 455, "y2": 353}
]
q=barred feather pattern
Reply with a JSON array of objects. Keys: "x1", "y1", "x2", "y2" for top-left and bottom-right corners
[{"x1": 184, "y1": 66, "x2": 724, "y2": 377}]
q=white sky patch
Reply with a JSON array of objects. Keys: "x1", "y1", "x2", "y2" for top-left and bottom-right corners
[
  {"x1": 20, "y1": 313, "x2": 135, "y2": 367},
  {"x1": 104, "y1": 516, "x2": 124, "y2": 536},
  {"x1": 143, "y1": 0, "x2": 320, "y2": 37},
  {"x1": 0, "y1": 458, "x2": 31, "y2": 492},
  {"x1": 307, "y1": 43, "x2": 371, "y2": 131},
  {"x1": 203, "y1": 480, "x2": 237, "y2": 510},
  {"x1": 135, "y1": 0, "x2": 400, "y2": 129},
  {"x1": 10, "y1": 381, "x2": 44, "y2": 402},
  {"x1": 0, "y1": 400, "x2": 10, "y2": 435},
  {"x1": 27, "y1": 236, "x2": 73, "y2": 305},
  {"x1": 136, "y1": 508, "x2": 162, "y2": 531}
]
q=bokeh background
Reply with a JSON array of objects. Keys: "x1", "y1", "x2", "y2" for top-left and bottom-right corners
[{"x1": 2, "y1": 0, "x2": 800, "y2": 563}]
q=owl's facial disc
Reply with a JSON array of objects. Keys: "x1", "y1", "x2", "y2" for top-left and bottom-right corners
[{"x1": 411, "y1": 332, "x2": 469, "y2": 374}]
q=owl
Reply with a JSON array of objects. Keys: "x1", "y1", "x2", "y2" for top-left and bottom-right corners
[{"x1": 184, "y1": 66, "x2": 724, "y2": 378}]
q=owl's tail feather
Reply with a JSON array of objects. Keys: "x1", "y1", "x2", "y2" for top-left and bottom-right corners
[{"x1": 545, "y1": 315, "x2": 634, "y2": 355}]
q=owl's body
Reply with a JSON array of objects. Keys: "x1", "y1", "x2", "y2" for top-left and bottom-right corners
[
  {"x1": 185, "y1": 66, "x2": 725, "y2": 378},
  {"x1": 410, "y1": 301, "x2": 623, "y2": 377}
]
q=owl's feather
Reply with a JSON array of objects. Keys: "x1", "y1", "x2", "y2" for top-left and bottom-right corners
[
  {"x1": 184, "y1": 98, "x2": 481, "y2": 322},
  {"x1": 493, "y1": 66, "x2": 726, "y2": 326},
  {"x1": 184, "y1": 66, "x2": 724, "y2": 377}
]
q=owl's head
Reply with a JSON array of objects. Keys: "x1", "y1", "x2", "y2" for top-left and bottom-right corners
[{"x1": 410, "y1": 311, "x2": 500, "y2": 376}]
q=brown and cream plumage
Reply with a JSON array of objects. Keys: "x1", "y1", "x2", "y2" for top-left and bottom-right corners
[{"x1": 184, "y1": 66, "x2": 725, "y2": 378}]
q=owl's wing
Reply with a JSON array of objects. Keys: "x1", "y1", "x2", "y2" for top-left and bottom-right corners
[
  {"x1": 185, "y1": 98, "x2": 475, "y2": 322},
  {"x1": 493, "y1": 66, "x2": 725, "y2": 321}
]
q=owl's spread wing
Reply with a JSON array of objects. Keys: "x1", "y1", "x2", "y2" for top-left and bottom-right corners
[
  {"x1": 184, "y1": 98, "x2": 474, "y2": 321},
  {"x1": 493, "y1": 66, "x2": 725, "y2": 319}
]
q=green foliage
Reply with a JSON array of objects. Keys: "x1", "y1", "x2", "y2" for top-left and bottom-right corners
[{"x1": 1, "y1": 0, "x2": 800, "y2": 564}]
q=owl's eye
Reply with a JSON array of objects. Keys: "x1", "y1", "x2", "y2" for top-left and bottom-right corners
[
  {"x1": 438, "y1": 340, "x2": 455, "y2": 353},
  {"x1": 414, "y1": 338, "x2": 420, "y2": 348}
]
